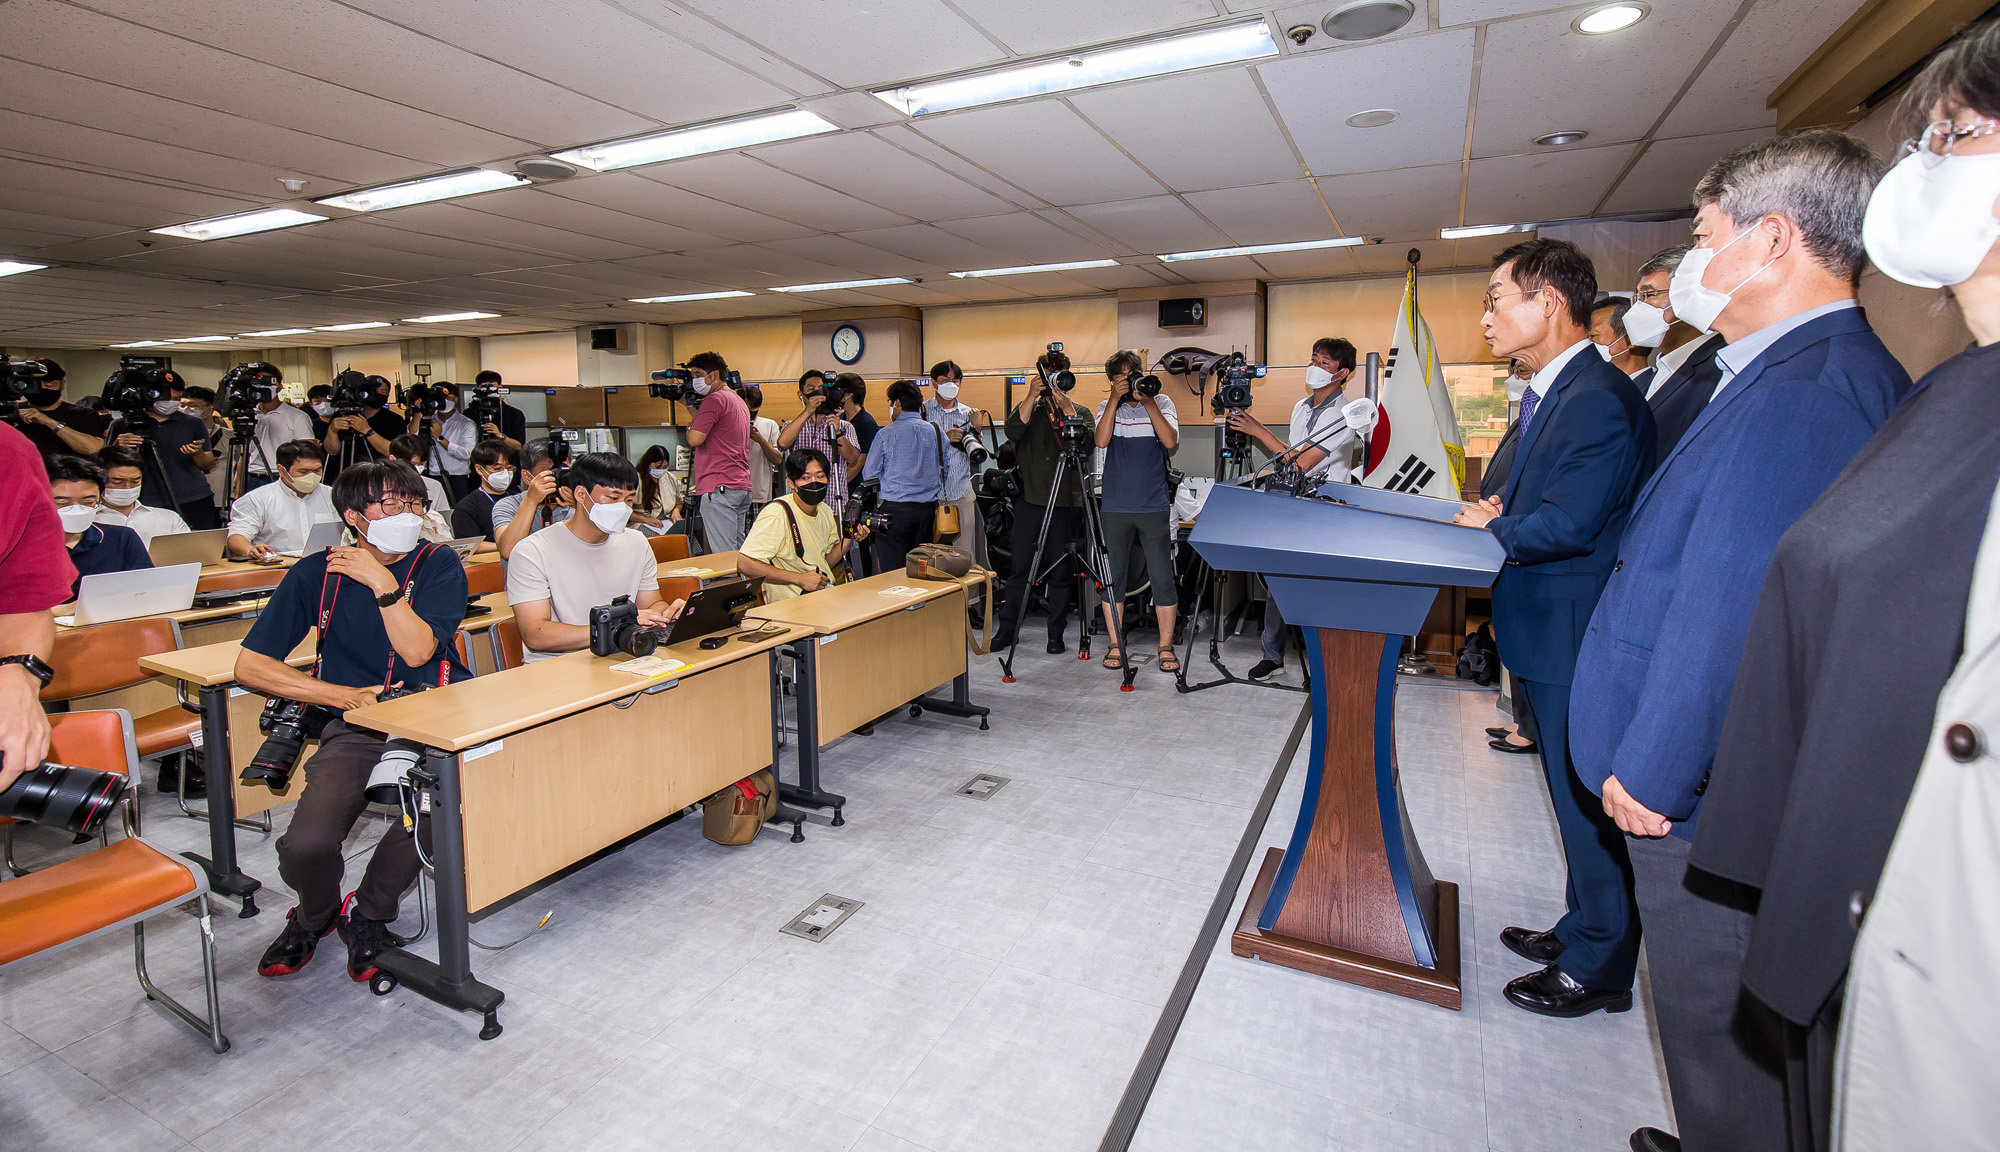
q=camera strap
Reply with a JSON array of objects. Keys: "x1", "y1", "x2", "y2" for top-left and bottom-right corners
[
  {"x1": 777, "y1": 498, "x2": 807, "y2": 560},
  {"x1": 314, "y1": 541, "x2": 453, "y2": 689}
]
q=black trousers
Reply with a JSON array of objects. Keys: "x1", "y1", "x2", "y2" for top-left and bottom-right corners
[
  {"x1": 176, "y1": 498, "x2": 220, "y2": 531},
  {"x1": 274, "y1": 719, "x2": 426, "y2": 930},
  {"x1": 244, "y1": 473, "x2": 278, "y2": 492},
  {"x1": 872, "y1": 500, "x2": 936, "y2": 573},
  {"x1": 1001, "y1": 501, "x2": 1083, "y2": 642},
  {"x1": 1783, "y1": 990, "x2": 1841, "y2": 1152}
]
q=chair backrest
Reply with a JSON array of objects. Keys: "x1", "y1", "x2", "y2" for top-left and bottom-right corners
[
  {"x1": 452, "y1": 631, "x2": 474, "y2": 675},
  {"x1": 494, "y1": 618, "x2": 524, "y2": 671},
  {"x1": 464, "y1": 560, "x2": 505, "y2": 596},
  {"x1": 649, "y1": 534, "x2": 690, "y2": 563},
  {"x1": 659, "y1": 576, "x2": 701, "y2": 608},
  {"x1": 47, "y1": 709, "x2": 142, "y2": 833},
  {"x1": 196, "y1": 568, "x2": 286, "y2": 595},
  {"x1": 45, "y1": 618, "x2": 181, "y2": 702}
]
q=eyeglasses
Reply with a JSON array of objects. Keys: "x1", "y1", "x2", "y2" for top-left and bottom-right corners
[
  {"x1": 1901, "y1": 117, "x2": 2000, "y2": 166},
  {"x1": 1482, "y1": 286, "x2": 1544, "y2": 313},
  {"x1": 1633, "y1": 286, "x2": 1669, "y2": 305},
  {"x1": 368, "y1": 497, "x2": 427, "y2": 515}
]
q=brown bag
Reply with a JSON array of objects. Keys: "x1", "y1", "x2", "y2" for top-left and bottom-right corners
[
  {"x1": 701, "y1": 768, "x2": 775, "y2": 845},
  {"x1": 906, "y1": 543, "x2": 973, "y2": 580},
  {"x1": 931, "y1": 423, "x2": 960, "y2": 540}
]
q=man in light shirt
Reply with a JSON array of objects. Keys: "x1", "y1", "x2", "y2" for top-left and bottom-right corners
[
  {"x1": 418, "y1": 382, "x2": 478, "y2": 504},
  {"x1": 93, "y1": 446, "x2": 189, "y2": 547},
  {"x1": 742, "y1": 385, "x2": 783, "y2": 514},
  {"x1": 227, "y1": 440, "x2": 336, "y2": 560},
  {"x1": 237, "y1": 363, "x2": 314, "y2": 492}
]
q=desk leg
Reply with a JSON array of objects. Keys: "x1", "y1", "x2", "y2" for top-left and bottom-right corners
[
  {"x1": 373, "y1": 749, "x2": 506, "y2": 1040},
  {"x1": 179, "y1": 684, "x2": 262, "y2": 919},
  {"x1": 766, "y1": 649, "x2": 807, "y2": 843},
  {"x1": 777, "y1": 638, "x2": 845, "y2": 822},
  {"x1": 913, "y1": 655, "x2": 991, "y2": 731}
]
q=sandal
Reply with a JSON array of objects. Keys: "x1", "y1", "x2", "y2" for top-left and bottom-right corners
[
  {"x1": 1157, "y1": 646, "x2": 1181, "y2": 674},
  {"x1": 1101, "y1": 645, "x2": 1123, "y2": 669}
]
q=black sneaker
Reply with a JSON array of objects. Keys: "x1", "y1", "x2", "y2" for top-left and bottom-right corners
[
  {"x1": 257, "y1": 907, "x2": 336, "y2": 977},
  {"x1": 156, "y1": 753, "x2": 208, "y2": 796},
  {"x1": 1247, "y1": 659, "x2": 1282, "y2": 682},
  {"x1": 335, "y1": 892, "x2": 406, "y2": 983},
  {"x1": 1046, "y1": 636, "x2": 1067, "y2": 654}
]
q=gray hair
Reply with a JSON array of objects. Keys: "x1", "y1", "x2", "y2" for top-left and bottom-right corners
[
  {"x1": 518, "y1": 436, "x2": 558, "y2": 470},
  {"x1": 1637, "y1": 244, "x2": 1691, "y2": 279},
  {"x1": 1690, "y1": 130, "x2": 1883, "y2": 283},
  {"x1": 1591, "y1": 295, "x2": 1632, "y2": 339}
]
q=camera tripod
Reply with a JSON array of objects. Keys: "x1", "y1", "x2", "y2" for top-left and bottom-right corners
[
  {"x1": 1174, "y1": 449, "x2": 1309, "y2": 697},
  {"x1": 997, "y1": 437, "x2": 1137, "y2": 693}
]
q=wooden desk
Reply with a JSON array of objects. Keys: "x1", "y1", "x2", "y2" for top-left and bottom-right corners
[
  {"x1": 196, "y1": 557, "x2": 294, "y2": 600},
  {"x1": 341, "y1": 622, "x2": 814, "y2": 1040},
  {"x1": 656, "y1": 550, "x2": 741, "y2": 582}
]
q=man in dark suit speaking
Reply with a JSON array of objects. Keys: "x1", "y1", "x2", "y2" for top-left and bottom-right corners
[
  {"x1": 1570, "y1": 131, "x2": 1910, "y2": 1152},
  {"x1": 1456, "y1": 239, "x2": 1655, "y2": 1019}
]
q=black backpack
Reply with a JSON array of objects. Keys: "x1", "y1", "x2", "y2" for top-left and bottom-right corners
[{"x1": 1457, "y1": 622, "x2": 1499, "y2": 686}]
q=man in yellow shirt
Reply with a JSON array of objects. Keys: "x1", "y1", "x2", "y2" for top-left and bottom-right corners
[{"x1": 738, "y1": 449, "x2": 869, "y2": 602}]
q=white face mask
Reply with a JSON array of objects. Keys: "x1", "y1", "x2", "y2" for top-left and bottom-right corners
[
  {"x1": 1506, "y1": 374, "x2": 1529, "y2": 402},
  {"x1": 649, "y1": 467, "x2": 671, "y2": 479},
  {"x1": 1669, "y1": 223, "x2": 1775, "y2": 333},
  {"x1": 586, "y1": 496, "x2": 632, "y2": 534},
  {"x1": 361, "y1": 511, "x2": 424, "y2": 555},
  {"x1": 58, "y1": 504, "x2": 98, "y2": 533},
  {"x1": 312, "y1": 402, "x2": 334, "y2": 418},
  {"x1": 152, "y1": 399, "x2": 179, "y2": 416},
  {"x1": 1305, "y1": 364, "x2": 1337, "y2": 390},
  {"x1": 689, "y1": 373, "x2": 711, "y2": 396},
  {"x1": 484, "y1": 469, "x2": 513, "y2": 491},
  {"x1": 101, "y1": 485, "x2": 141, "y2": 507},
  {"x1": 439, "y1": 400, "x2": 455, "y2": 415},
  {"x1": 1623, "y1": 299, "x2": 1670, "y2": 347},
  {"x1": 935, "y1": 381, "x2": 960, "y2": 401},
  {"x1": 1863, "y1": 149, "x2": 2000, "y2": 289}
]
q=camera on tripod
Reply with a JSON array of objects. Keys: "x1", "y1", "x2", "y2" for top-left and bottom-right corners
[
  {"x1": 102, "y1": 365, "x2": 181, "y2": 424},
  {"x1": 589, "y1": 595, "x2": 663, "y2": 658},
  {"x1": 241, "y1": 696, "x2": 335, "y2": 794},
  {"x1": 403, "y1": 380, "x2": 450, "y2": 418},
  {"x1": 465, "y1": 383, "x2": 505, "y2": 429},
  {"x1": 329, "y1": 369, "x2": 377, "y2": 417},
  {"x1": 218, "y1": 362, "x2": 281, "y2": 440},
  {"x1": 0, "y1": 355, "x2": 55, "y2": 402},
  {"x1": 1210, "y1": 352, "x2": 1267, "y2": 412}
]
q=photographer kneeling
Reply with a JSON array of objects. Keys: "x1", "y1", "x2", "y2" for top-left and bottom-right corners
[
  {"x1": 1093, "y1": 351, "x2": 1180, "y2": 674},
  {"x1": 234, "y1": 461, "x2": 470, "y2": 981},
  {"x1": 506, "y1": 452, "x2": 681, "y2": 663},
  {"x1": 739, "y1": 449, "x2": 870, "y2": 600}
]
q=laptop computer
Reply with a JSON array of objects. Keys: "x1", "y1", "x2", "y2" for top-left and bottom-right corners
[
  {"x1": 72, "y1": 562, "x2": 202, "y2": 626},
  {"x1": 659, "y1": 578, "x2": 765, "y2": 646},
  {"x1": 147, "y1": 528, "x2": 228, "y2": 569},
  {"x1": 274, "y1": 519, "x2": 347, "y2": 558}
]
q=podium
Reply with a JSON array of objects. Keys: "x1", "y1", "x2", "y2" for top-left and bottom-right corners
[{"x1": 1191, "y1": 482, "x2": 1504, "y2": 1008}]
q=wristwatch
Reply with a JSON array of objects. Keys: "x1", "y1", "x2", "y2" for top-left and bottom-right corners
[
  {"x1": 375, "y1": 586, "x2": 406, "y2": 608},
  {"x1": 0, "y1": 654, "x2": 54, "y2": 690}
]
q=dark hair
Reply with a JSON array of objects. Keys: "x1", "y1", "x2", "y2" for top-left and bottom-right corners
[
  {"x1": 1899, "y1": 16, "x2": 2000, "y2": 143},
  {"x1": 97, "y1": 446, "x2": 142, "y2": 473},
  {"x1": 1037, "y1": 349, "x2": 1071, "y2": 374},
  {"x1": 180, "y1": 385, "x2": 215, "y2": 405},
  {"x1": 1691, "y1": 130, "x2": 1880, "y2": 283},
  {"x1": 564, "y1": 451, "x2": 640, "y2": 495},
  {"x1": 388, "y1": 433, "x2": 426, "y2": 463},
  {"x1": 519, "y1": 436, "x2": 558, "y2": 470},
  {"x1": 363, "y1": 375, "x2": 392, "y2": 404},
  {"x1": 929, "y1": 360, "x2": 962, "y2": 382},
  {"x1": 886, "y1": 379, "x2": 924, "y2": 412},
  {"x1": 739, "y1": 384, "x2": 763, "y2": 410},
  {"x1": 276, "y1": 439, "x2": 326, "y2": 469},
  {"x1": 834, "y1": 372, "x2": 865, "y2": 403},
  {"x1": 635, "y1": 444, "x2": 674, "y2": 515},
  {"x1": 799, "y1": 370, "x2": 828, "y2": 387},
  {"x1": 686, "y1": 351, "x2": 728, "y2": 375},
  {"x1": 1492, "y1": 238, "x2": 1597, "y2": 328},
  {"x1": 1311, "y1": 337, "x2": 1358, "y2": 372},
  {"x1": 1104, "y1": 350, "x2": 1144, "y2": 380},
  {"x1": 785, "y1": 448, "x2": 831, "y2": 481},
  {"x1": 331, "y1": 460, "x2": 427, "y2": 527},
  {"x1": 32, "y1": 358, "x2": 64, "y2": 383},
  {"x1": 307, "y1": 384, "x2": 332, "y2": 401},
  {"x1": 470, "y1": 438, "x2": 514, "y2": 469},
  {"x1": 1592, "y1": 296, "x2": 1632, "y2": 340},
  {"x1": 46, "y1": 453, "x2": 105, "y2": 491},
  {"x1": 474, "y1": 370, "x2": 502, "y2": 386}
]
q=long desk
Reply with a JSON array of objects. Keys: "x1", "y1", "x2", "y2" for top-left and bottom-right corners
[
  {"x1": 341, "y1": 622, "x2": 815, "y2": 1040},
  {"x1": 656, "y1": 550, "x2": 741, "y2": 582}
]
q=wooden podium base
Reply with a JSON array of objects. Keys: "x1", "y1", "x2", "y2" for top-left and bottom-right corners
[{"x1": 1232, "y1": 846, "x2": 1462, "y2": 1010}]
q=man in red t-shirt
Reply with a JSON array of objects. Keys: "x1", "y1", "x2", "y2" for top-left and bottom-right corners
[
  {"x1": 682, "y1": 351, "x2": 753, "y2": 552},
  {"x1": 0, "y1": 422, "x2": 77, "y2": 789}
]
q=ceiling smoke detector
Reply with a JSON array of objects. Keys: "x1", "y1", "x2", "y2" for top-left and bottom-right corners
[
  {"x1": 1321, "y1": 0, "x2": 1416, "y2": 41},
  {"x1": 1533, "y1": 129, "x2": 1589, "y2": 146},
  {"x1": 276, "y1": 177, "x2": 308, "y2": 193},
  {"x1": 513, "y1": 157, "x2": 580, "y2": 182},
  {"x1": 1287, "y1": 24, "x2": 1316, "y2": 45},
  {"x1": 1346, "y1": 108, "x2": 1400, "y2": 128}
]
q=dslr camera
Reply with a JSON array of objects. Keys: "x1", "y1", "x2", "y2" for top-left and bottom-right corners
[
  {"x1": 589, "y1": 595, "x2": 662, "y2": 658},
  {"x1": 807, "y1": 372, "x2": 848, "y2": 413},
  {"x1": 1210, "y1": 352, "x2": 1267, "y2": 412},
  {"x1": 848, "y1": 477, "x2": 892, "y2": 534},
  {"x1": 240, "y1": 696, "x2": 335, "y2": 794},
  {"x1": 1039, "y1": 343, "x2": 1076, "y2": 392},
  {"x1": 465, "y1": 383, "x2": 505, "y2": 429}
]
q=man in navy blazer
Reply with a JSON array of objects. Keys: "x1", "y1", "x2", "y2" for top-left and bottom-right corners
[
  {"x1": 1456, "y1": 238, "x2": 1654, "y2": 1019},
  {"x1": 1570, "y1": 132, "x2": 1909, "y2": 1152}
]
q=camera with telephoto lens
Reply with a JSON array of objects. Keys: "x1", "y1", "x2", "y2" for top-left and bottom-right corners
[
  {"x1": 0, "y1": 757, "x2": 130, "y2": 835},
  {"x1": 589, "y1": 595, "x2": 661, "y2": 658},
  {"x1": 1132, "y1": 373, "x2": 1162, "y2": 398},
  {"x1": 465, "y1": 383, "x2": 505, "y2": 430},
  {"x1": 547, "y1": 432, "x2": 576, "y2": 491},
  {"x1": 330, "y1": 369, "x2": 377, "y2": 417},
  {"x1": 1209, "y1": 352, "x2": 1266, "y2": 412},
  {"x1": 848, "y1": 477, "x2": 892, "y2": 534},
  {"x1": 102, "y1": 365, "x2": 182, "y2": 425},
  {"x1": 808, "y1": 372, "x2": 848, "y2": 412},
  {"x1": 979, "y1": 466, "x2": 1022, "y2": 500},
  {"x1": 1040, "y1": 343, "x2": 1076, "y2": 392},
  {"x1": 241, "y1": 697, "x2": 335, "y2": 794}
]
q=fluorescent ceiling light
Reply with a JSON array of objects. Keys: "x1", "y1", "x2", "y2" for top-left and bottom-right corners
[
  {"x1": 875, "y1": 20, "x2": 1277, "y2": 116},
  {"x1": 1158, "y1": 236, "x2": 1365, "y2": 262},
  {"x1": 1439, "y1": 223, "x2": 1536, "y2": 239},
  {"x1": 240, "y1": 328, "x2": 313, "y2": 337},
  {"x1": 314, "y1": 169, "x2": 526, "y2": 212},
  {"x1": 950, "y1": 259, "x2": 1118, "y2": 278},
  {"x1": 0, "y1": 260, "x2": 49, "y2": 278},
  {"x1": 553, "y1": 109, "x2": 837, "y2": 173},
  {"x1": 314, "y1": 321, "x2": 393, "y2": 332},
  {"x1": 629, "y1": 290, "x2": 755, "y2": 304},
  {"x1": 1573, "y1": 2, "x2": 1647, "y2": 34},
  {"x1": 172, "y1": 335, "x2": 233, "y2": 343},
  {"x1": 404, "y1": 311, "x2": 500, "y2": 323},
  {"x1": 149, "y1": 208, "x2": 327, "y2": 241},
  {"x1": 109, "y1": 341, "x2": 169, "y2": 348},
  {"x1": 770, "y1": 277, "x2": 912, "y2": 293}
]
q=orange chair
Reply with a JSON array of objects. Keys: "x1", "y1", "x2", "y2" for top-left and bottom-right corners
[
  {"x1": 649, "y1": 534, "x2": 690, "y2": 564},
  {"x1": 659, "y1": 576, "x2": 700, "y2": 608},
  {"x1": 465, "y1": 560, "x2": 505, "y2": 597},
  {"x1": 44, "y1": 616, "x2": 201, "y2": 768},
  {"x1": 493, "y1": 617, "x2": 525, "y2": 671},
  {"x1": 0, "y1": 710, "x2": 228, "y2": 1053}
]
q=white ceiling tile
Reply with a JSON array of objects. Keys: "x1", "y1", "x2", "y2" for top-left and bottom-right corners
[
  {"x1": 3, "y1": 112, "x2": 332, "y2": 203},
  {"x1": 1070, "y1": 69, "x2": 1302, "y2": 192},
  {"x1": 1598, "y1": 129, "x2": 1769, "y2": 215},
  {"x1": 647, "y1": 154, "x2": 913, "y2": 233},
  {"x1": 867, "y1": 125, "x2": 1040, "y2": 209},
  {"x1": 761, "y1": 234, "x2": 931, "y2": 278},
  {"x1": 1150, "y1": 254, "x2": 1268, "y2": 283},
  {"x1": 368, "y1": 204, "x2": 654, "y2": 262},
  {"x1": 674, "y1": 0, "x2": 1003, "y2": 90},
  {"x1": 912, "y1": 101, "x2": 1166, "y2": 205},
  {"x1": 1657, "y1": 0, "x2": 1869, "y2": 138},
  {"x1": 747, "y1": 132, "x2": 1016, "y2": 221},
  {"x1": 1316, "y1": 163, "x2": 1465, "y2": 236},
  {"x1": 1058, "y1": 196, "x2": 1229, "y2": 254},
  {"x1": 934, "y1": 212, "x2": 1118, "y2": 263},
  {"x1": 1437, "y1": 0, "x2": 1575, "y2": 25},
  {"x1": 836, "y1": 224, "x2": 1020, "y2": 269},
  {"x1": 1344, "y1": 235, "x2": 1491, "y2": 275},
  {"x1": 1258, "y1": 30, "x2": 1476, "y2": 175},
  {"x1": 557, "y1": 174, "x2": 815, "y2": 243},
  {"x1": 947, "y1": 0, "x2": 1220, "y2": 56},
  {"x1": 1184, "y1": 181, "x2": 1339, "y2": 246},
  {"x1": 0, "y1": 159, "x2": 251, "y2": 226},
  {"x1": 459, "y1": 188, "x2": 716, "y2": 251},
  {"x1": 1246, "y1": 245, "x2": 1370, "y2": 281},
  {"x1": 1464, "y1": 144, "x2": 1638, "y2": 224}
]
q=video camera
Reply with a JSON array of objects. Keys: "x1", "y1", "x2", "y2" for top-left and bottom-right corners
[
  {"x1": 217, "y1": 362, "x2": 281, "y2": 437},
  {"x1": 465, "y1": 383, "x2": 505, "y2": 430},
  {"x1": 1210, "y1": 352, "x2": 1266, "y2": 412},
  {"x1": 648, "y1": 366, "x2": 742, "y2": 407},
  {"x1": 0, "y1": 355, "x2": 55, "y2": 402},
  {"x1": 589, "y1": 595, "x2": 663, "y2": 658},
  {"x1": 403, "y1": 380, "x2": 452, "y2": 419},
  {"x1": 102, "y1": 364, "x2": 182, "y2": 424},
  {"x1": 329, "y1": 369, "x2": 378, "y2": 417}
]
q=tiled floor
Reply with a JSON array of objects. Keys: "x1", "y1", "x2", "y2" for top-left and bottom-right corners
[{"x1": 0, "y1": 630, "x2": 1673, "y2": 1152}]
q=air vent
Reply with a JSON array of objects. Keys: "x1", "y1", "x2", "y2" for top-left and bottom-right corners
[{"x1": 512, "y1": 157, "x2": 579, "y2": 182}]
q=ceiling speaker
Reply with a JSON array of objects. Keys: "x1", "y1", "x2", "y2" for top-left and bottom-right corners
[
  {"x1": 513, "y1": 157, "x2": 579, "y2": 182},
  {"x1": 1322, "y1": 0, "x2": 1416, "y2": 40}
]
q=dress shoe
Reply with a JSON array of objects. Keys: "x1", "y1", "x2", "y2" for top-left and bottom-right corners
[
  {"x1": 1629, "y1": 1128, "x2": 1681, "y2": 1152},
  {"x1": 1485, "y1": 726, "x2": 1513, "y2": 739},
  {"x1": 1503, "y1": 964, "x2": 1632, "y2": 1017},
  {"x1": 1488, "y1": 736, "x2": 1539, "y2": 755},
  {"x1": 1500, "y1": 926, "x2": 1565, "y2": 965},
  {"x1": 1046, "y1": 636, "x2": 1067, "y2": 654}
]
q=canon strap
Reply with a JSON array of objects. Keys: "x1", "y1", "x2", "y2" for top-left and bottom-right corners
[{"x1": 314, "y1": 540, "x2": 453, "y2": 690}]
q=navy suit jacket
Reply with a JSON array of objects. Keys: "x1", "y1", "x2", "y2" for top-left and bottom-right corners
[
  {"x1": 1569, "y1": 307, "x2": 1911, "y2": 837},
  {"x1": 1489, "y1": 349, "x2": 1654, "y2": 686},
  {"x1": 1648, "y1": 332, "x2": 1726, "y2": 461}
]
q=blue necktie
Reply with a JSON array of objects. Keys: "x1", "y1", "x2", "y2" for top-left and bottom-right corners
[{"x1": 1516, "y1": 388, "x2": 1541, "y2": 437}]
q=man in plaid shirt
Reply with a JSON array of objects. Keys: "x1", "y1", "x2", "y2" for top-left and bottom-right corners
[{"x1": 778, "y1": 370, "x2": 863, "y2": 518}]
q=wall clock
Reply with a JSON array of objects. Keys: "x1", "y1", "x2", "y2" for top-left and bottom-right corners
[{"x1": 831, "y1": 324, "x2": 864, "y2": 365}]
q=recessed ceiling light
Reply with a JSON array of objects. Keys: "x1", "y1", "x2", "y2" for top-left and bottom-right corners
[
  {"x1": 1158, "y1": 236, "x2": 1366, "y2": 262},
  {"x1": 553, "y1": 109, "x2": 837, "y2": 173},
  {"x1": 404, "y1": 311, "x2": 501, "y2": 323},
  {"x1": 1344, "y1": 109, "x2": 1400, "y2": 129},
  {"x1": 0, "y1": 260, "x2": 49, "y2": 278},
  {"x1": 950, "y1": 259, "x2": 1119, "y2": 278},
  {"x1": 314, "y1": 169, "x2": 527, "y2": 213},
  {"x1": 240, "y1": 328, "x2": 314, "y2": 337},
  {"x1": 149, "y1": 208, "x2": 327, "y2": 241},
  {"x1": 1533, "y1": 129, "x2": 1589, "y2": 146},
  {"x1": 314, "y1": 321, "x2": 393, "y2": 332},
  {"x1": 172, "y1": 336, "x2": 233, "y2": 343},
  {"x1": 109, "y1": 341, "x2": 170, "y2": 348},
  {"x1": 1573, "y1": 2, "x2": 1647, "y2": 34},
  {"x1": 770, "y1": 277, "x2": 913, "y2": 293},
  {"x1": 874, "y1": 20, "x2": 1278, "y2": 116},
  {"x1": 629, "y1": 290, "x2": 756, "y2": 304},
  {"x1": 1321, "y1": 0, "x2": 1416, "y2": 41},
  {"x1": 1439, "y1": 223, "x2": 1537, "y2": 239}
]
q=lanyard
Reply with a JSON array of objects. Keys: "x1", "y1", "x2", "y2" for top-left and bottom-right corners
[{"x1": 313, "y1": 542, "x2": 452, "y2": 690}]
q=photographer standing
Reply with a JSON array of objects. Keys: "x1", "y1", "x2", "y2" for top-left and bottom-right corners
[
  {"x1": 995, "y1": 349, "x2": 1095, "y2": 654},
  {"x1": 492, "y1": 437, "x2": 573, "y2": 559},
  {"x1": 1093, "y1": 351, "x2": 1180, "y2": 674},
  {"x1": 6, "y1": 359, "x2": 108, "y2": 460},
  {"x1": 681, "y1": 352, "x2": 753, "y2": 553},
  {"x1": 322, "y1": 375, "x2": 406, "y2": 470},
  {"x1": 922, "y1": 360, "x2": 988, "y2": 567},
  {"x1": 839, "y1": 374, "x2": 881, "y2": 454},
  {"x1": 419, "y1": 383, "x2": 477, "y2": 505},
  {"x1": 471, "y1": 371, "x2": 526, "y2": 452},
  {"x1": 1222, "y1": 337, "x2": 1359, "y2": 681},
  {"x1": 778, "y1": 371, "x2": 863, "y2": 517},
  {"x1": 740, "y1": 449, "x2": 870, "y2": 600},
  {"x1": 861, "y1": 380, "x2": 945, "y2": 571},
  {"x1": 107, "y1": 368, "x2": 221, "y2": 530},
  {"x1": 235, "y1": 461, "x2": 470, "y2": 982},
  {"x1": 240, "y1": 363, "x2": 314, "y2": 492},
  {"x1": 506, "y1": 452, "x2": 680, "y2": 663}
]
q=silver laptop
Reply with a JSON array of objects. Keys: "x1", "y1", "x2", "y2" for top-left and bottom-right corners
[
  {"x1": 72, "y1": 562, "x2": 202, "y2": 626},
  {"x1": 147, "y1": 528, "x2": 227, "y2": 568},
  {"x1": 276, "y1": 519, "x2": 347, "y2": 558}
]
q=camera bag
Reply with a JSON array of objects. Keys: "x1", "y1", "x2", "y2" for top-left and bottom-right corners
[
  {"x1": 931, "y1": 424, "x2": 960, "y2": 540},
  {"x1": 701, "y1": 768, "x2": 776, "y2": 846},
  {"x1": 906, "y1": 543, "x2": 973, "y2": 580}
]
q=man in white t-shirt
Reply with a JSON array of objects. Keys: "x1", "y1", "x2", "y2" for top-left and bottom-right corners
[
  {"x1": 505, "y1": 452, "x2": 684, "y2": 663},
  {"x1": 226, "y1": 439, "x2": 337, "y2": 560},
  {"x1": 93, "y1": 446, "x2": 190, "y2": 547},
  {"x1": 741, "y1": 385, "x2": 783, "y2": 511},
  {"x1": 921, "y1": 359, "x2": 989, "y2": 568},
  {"x1": 239, "y1": 365, "x2": 315, "y2": 490}
]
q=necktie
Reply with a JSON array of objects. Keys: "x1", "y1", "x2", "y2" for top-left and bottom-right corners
[{"x1": 1516, "y1": 388, "x2": 1541, "y2": 437}]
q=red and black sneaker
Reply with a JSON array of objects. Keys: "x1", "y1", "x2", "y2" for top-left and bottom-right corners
[
  {"x1": 256, "y1": 907, "x2": 337, "y2": 977},
  {"x1": 335, "y1": 892, "x2": 407, "y2": 982}
]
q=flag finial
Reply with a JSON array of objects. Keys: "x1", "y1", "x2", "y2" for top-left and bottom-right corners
[{"x1": 1406, "y1": 247, "x2": 1421, "y2": 267}]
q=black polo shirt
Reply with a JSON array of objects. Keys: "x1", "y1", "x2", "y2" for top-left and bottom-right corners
[
  {"x1": 243, "y1": 541, "x2": 470, "y2": 690},
  {"x1": 451, "y1": 487, "x2": 504, "y2": 541},
  {"x1": 7, "y1": 401, "x2": 110, "y2": 459},
  {"x1": 106, "y1": 410, "x2": 211, "y2": 510}
]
